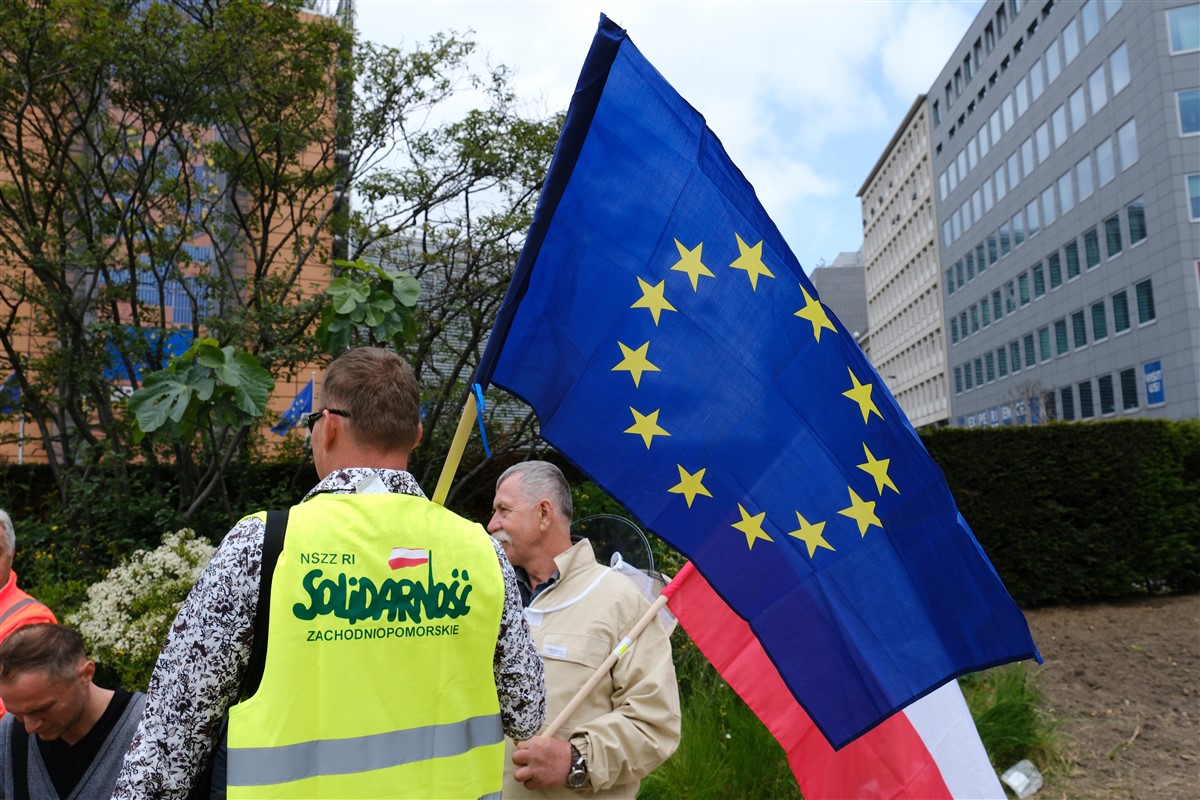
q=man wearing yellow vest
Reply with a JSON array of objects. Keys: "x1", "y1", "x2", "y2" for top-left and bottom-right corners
[
  {"x1": 0, "y1": 509, "x2": 57, "y2": 717},
  {"x1": 113, "y1": 347, "x2": 546, "y2": 799}
]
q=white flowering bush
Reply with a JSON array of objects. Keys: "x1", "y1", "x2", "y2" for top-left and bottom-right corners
[{"x1": 69, "y1": 528, "x2": 215, "y2": 690}]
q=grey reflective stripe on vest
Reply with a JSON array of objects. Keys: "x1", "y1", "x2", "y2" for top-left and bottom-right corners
[
  {"x1": 0, "y1": 598, "x2": 45, "y2": 626},
  {"x1": 227, "y1": 713, "x2": 503, "y2": 787}
]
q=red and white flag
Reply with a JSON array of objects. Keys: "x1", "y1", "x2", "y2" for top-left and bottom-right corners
[
  {"x1": 662, "y1": 562, "x2": 1005, "y2": 799},
  {"x1": 388, "y1": 547, "x2": 429, "y2": 570}
]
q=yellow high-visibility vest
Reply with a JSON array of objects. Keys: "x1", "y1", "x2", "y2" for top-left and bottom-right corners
[{"x1": 227, "y1": 492, "x2": 504, "y2": 799}]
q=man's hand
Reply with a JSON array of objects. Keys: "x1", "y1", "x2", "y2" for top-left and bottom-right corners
[{"x1": 512, "y1": 736, "x2": 572, "y2": 790}]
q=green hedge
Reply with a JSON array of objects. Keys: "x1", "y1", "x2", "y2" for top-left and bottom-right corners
[{"x1": 922, "y1": 419, "x2": 1200, "y2": 607}]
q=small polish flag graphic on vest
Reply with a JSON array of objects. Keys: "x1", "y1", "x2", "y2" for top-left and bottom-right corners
[{"x1": 389, "y1": 547, "x2": 429, "y2": 569}]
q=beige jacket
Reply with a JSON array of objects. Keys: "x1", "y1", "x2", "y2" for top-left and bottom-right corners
[{"x1": 502, "y1": 539, "x2": 681, "y2": 798}]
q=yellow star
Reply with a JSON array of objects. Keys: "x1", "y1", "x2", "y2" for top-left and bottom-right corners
[
  {"x1": 729, "y1": 233, "x2": 775, "y2": 291},
  {"x1": 838, "y1": 488, "x2": 882, "y2": 537},
  {"x1": 857, "y1": 444, "x2": 898, "y2": 495},
  {"x1": 612, "y1": 341, "x2": 660, "y2": 388},
  {"x1": 787, "y1": 511, "x2": 835, "y2": 558},
  {"x1": 794, "y1": 286, "x2": 838, "y2": 342},
  {"x1": 732, "y1": 503, "x2": 774, "y2": 550},
  {"x1": 668, "y1": 465, "x2": 712, "y2": 508},
  {"x1": 842, "y1": 368, "x2": 883, "y2": 424},
  {"x1": 624, "y1": 407, "x2": 670, "y2": 449},
  {"x1": 670, "y1": 239, "x2": 714, "y2": 291},
  {"x1": 631, "y1": 277, "x2": 676, "y2": 326}
]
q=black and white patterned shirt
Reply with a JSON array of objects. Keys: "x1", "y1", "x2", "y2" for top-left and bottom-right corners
[{"x1": 112, "y1": 468, "x2": 545, "y2": 799}]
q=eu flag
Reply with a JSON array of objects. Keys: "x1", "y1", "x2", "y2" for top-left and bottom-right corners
[
  {"x1": 476, "y1": 16, "x2": 1039, "y2": 748},
  {"x1": 271, "y1": 378, "x2": 313, "y2": 436}
]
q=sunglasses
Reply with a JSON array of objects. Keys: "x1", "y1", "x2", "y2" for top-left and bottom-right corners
[{"x1": 305, "y1": 408, "x2": 351, "y2": 434}]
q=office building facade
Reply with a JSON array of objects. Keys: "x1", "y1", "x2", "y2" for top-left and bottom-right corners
[
  {"x1": 931, "y1": 0, "x2": 1199, "y2": 426},
  {"x1": 859, "y1": 97, "x2": 949, "y2": 429}
]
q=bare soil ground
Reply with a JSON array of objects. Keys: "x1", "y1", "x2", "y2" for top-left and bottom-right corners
[{"x1": 1021, "y1": 593, "x2": 1199, "y2": 799}]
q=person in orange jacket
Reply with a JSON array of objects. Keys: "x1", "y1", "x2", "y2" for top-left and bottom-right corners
[{"x1": 0, "y1": 509, "x2": 57, "y2": 714}]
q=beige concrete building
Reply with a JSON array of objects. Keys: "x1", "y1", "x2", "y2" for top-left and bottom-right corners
[{"x1": 858, "y1": 95, "x2": 949, "y2": 429}]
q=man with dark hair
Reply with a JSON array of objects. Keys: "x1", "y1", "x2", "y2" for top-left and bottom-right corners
[
  {"x1": 0, "y1": 623, "x2": 145, "y2": 799},
  {"x1": 114, "y1": 347, "x2": 545, "y2": 799},
  {"x1": 0, "y1": 509, "x2": 57, "y2": 717},
  {"x1": 488, "y1": 461, "x2": 680, "y2": 798}
]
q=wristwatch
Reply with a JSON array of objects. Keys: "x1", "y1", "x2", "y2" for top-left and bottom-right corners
[{"x1": 566, "y1": 743, "x2": 589, "y2": 789}]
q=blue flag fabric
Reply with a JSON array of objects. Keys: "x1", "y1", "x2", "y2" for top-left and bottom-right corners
[
  {"x1": 0, "y1": 373, "x2": 19, "y2": 414},
  {"x1": 475, "y1": 16, "x2": 1039, "y2": 749},
  {"x1": 272, "y1": 378, "x2": 314, "y2": 436}
]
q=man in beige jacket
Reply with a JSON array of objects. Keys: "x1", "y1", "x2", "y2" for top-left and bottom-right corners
[{"x1": 488, "y1": 461, "x2": 680, "y2": 797}]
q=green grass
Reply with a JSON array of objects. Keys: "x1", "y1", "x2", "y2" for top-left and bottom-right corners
[{"x1": 960, "y1": 663, "x2": 1064, "y2": 778}]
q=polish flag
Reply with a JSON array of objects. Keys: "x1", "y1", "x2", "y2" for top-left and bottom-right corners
[
  {"x1": 662, "y1": 562, "x2": 1005, "y2": 799},
  {"x1": 388, "y1": 547, "x2": 429, "y2": 569}
]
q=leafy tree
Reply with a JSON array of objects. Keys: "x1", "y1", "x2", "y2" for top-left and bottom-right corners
[{"x1": 0, "y1": 0, "x2": 556, "y2": 554}]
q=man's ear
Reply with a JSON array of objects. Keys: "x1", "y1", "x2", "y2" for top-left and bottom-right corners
[
  {"x1": 412, "y1": 421, "x2": 423, "y2": 450},
  {"x1": 536, "y1": 498, "x2": 553, "y2": 530},
  {"x1": 79, "y1": 660, "x2": 95, "y2": 685}
]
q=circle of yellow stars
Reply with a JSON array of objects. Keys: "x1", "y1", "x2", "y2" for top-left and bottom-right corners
[{"x1": 608, "y1": 231, "x2": 901, "y2": 560}]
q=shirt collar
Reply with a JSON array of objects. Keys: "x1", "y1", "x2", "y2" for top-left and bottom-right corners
[{"x1": 302, "y1": 467, "x2": 426, "y2": 502}]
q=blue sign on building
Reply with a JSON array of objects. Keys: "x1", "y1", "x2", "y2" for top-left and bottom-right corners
[{"x1": 1143, "y1": 360, "x2": 1165, "y2": 406}]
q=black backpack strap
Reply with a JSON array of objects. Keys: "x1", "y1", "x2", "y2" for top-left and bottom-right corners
[
  {"x1": 243, "y1": 508, "x2": 288, "y2": 700},
  {"x1": 11, "y1": 720, "x2": 29, "y2": 800}
]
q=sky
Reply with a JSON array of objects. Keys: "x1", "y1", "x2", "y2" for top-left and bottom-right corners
[{"x1": 353, "y1": 0, "x2": 985, "y2": 273}]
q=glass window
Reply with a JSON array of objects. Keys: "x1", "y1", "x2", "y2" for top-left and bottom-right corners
[
  {"x1": 1136, "y1": 279, "x2": 1155, "y2": 323},
  {"x1": 946, "y1": 268, "x2": 956, "y2": 295},
  {"x1": 1051, "y1": 105, "x2": 1068, "y2": 150},
  {"x1": 1038, "y1": 327, "x2": 1052, "y2": 361},
  {"x1": 973, "y1": 188, "x2": 983, "y2": 222},
  {"x1": 1045, "y1": 392, "x2": 1058, "y2": 421},
  {"x1": 1079, "y1": 380, "x2": 1095, "y2": 419},
  {"x1": 1000, "y1": 221, "x2": 1013, "y2": 256},
  {"x1": 1168, "y1": 5, "x2": 1200, "y2": 53},
  {"x1": 1084, "y1": 227, "x2": 1102, "y2": 268},
  {"x1": 971, "y1": 304, "x2": 980, "y2": 333},
  {"x1": 1066, "y1": 241, "x2": 1081, "y2": 279},
  {"x1": 1110, "y1": 44, "x2": 1131, "y2": 95},
  {"x1": 1112, "y1": 290, "x2": 1130, "y2": 332},
  {"x1": 1105, "y1": 214, "x2": 1123, "y2": 257},
  {"x1": 938, "y1": 171, "x2": 948, "y2": 201},
  {"x1": 983, "y1": 178, "x2": 995, "y2": 212},
  {"x1": 1063, "y1": 19, "x2": 1081, "y2": 65},
  {"x1": 951, "y1": 317, "x2": 959, "y2": 343},
  {"x1": 1027, "y1": 198, "x2": 1042, "y2": 238},
  {"x1": 978, "y1": 124, "x2": 990, "y2": 158},
  {"x1": 1069, "y1": 86, "x2": 1087, "y2": 133},
  {"x1": 960, "y1": 311, "x2": 969, "y2": 337},
  {"x1": 992, "y1": 289, "x2": 1003, "y2": 320},
  {"x1": 988, "y1": 232, "x2": 999, "y2": 264},
  {"x1": 1024, "y1": 333, "x2": 1036, "y2": 367},
  {"x1": 1048, "y1": 252, "x2": 1063, "y2": 288},
  {"x1": 975, "y1": 358, "x2": 984, "y2": 387},
  {"x1": 982, "y1": 295, "x2": 991, "y2": 326},
  {"x1": 1180, "y1": 89, "x2": 1200, "y2": 135},
  {"x1": 1007, "y1": 152, "x2": 1021, "y2": 189},
  {"x1": 956, "y1": 260, "x2": 965, "y2": 287},
  {"x1": 1015, "y1": 78, "x2": 1030, "y2": 118},
  {"x1": 1092, "y1": 301, "x2": 1108, "y2": 340},
  {"x1": 955, "y1": 366, "x2": 963, "y2": 394},
  {"x1": 1120, "y1": 367, "x2": 1138, "y2": 409},
  {"x1": 1099, "y1": 374, "x2": 1116, "y2": 415},
  {"x1": 1002, "y1": 94, "x2": 1015, "y2": 132},
  {"x1": 1081, "y1": 0, "x2": 1100, "y2": 43},
  {"x1": 1096, "y1": 138, "x2": 1115, "y2": 186},
  {"x1": 1040, "y1": 187, "x2": 1056, "y2": 227},
  {"x1": 1072, "y1": 309, "x2": 1088, "y2": 348},
  {"x1": 1019, "y1": 272, "x2": 1031, "y2": 305},
  {"x1": 1103, "y1": 0, "x2": 1123, "y2": 21},
  {"x1": 1021, "y1": 137, "x2": 1036, "y2": 176},
  {"x1": 990, "y1": 109, "x2": 1002, "y2": 143},
  {"x1": 1076, "y1": 154, "x2": 1095, "y2": 200},
  {"x1": 1045, "y1": 39, "x2": 1062, "y2": 83},
  {"x1": 1057, "y1": 171, "x2": 1075, "y2": 215},
  {"x1": 1061, "y1": 385, "x2": 1076, "y2": 421},
  {"x1": 1035, "y1": 122, "x2": 1051, "y2": 163},
  {"x1": 1127, "y1": 197, "x2": 1146, "y2": 244},
  {"x1": 1006, "y1": 280, "x2": 1017, "y2": 313},
  {"x1": 1055, "y1": 318, "x2": 1069, "y2": 354},
  {"x1": 1033, "y1": 262, "x2": 1046, "y2": 297},
  {"x1": 966, "y1": 253, "x2": 976, "y2": 281},
  {"x1": 957, "y1": 149, "x2": 968, "y2": 181},
  {"x1": 1088, "y1": 65, "x2": 1108, "y2": 114},
  {"x1": 998, "y1": 347, "x2": 1008, "y2": 377},
  {"x1": 1190, "y1": 174, "x2": 1200, "y2": 220},
  {"x1": 1010, "y1": 341, "x2": 1022, "y2": 372},
  {"x1": 1013, "y1": 212, "x2": 1026, "y2": 249},
  {"x1": 986, "y1": 353, "x2": 996, "y2": 382},
  {"x1": 965, "y1": 362, "x2": 974, "y2": 390},
  {"x1": 1030, "y1": 59, "x2": 1045, "y2": 100},
  {"x1": 994, "y1": 165, "x2": 1007, "y2": 201},
  {"x1": 977, "y1": 243, "x2": 987, "y2": 274},
  {"x1": 1117, "y1": 118, "x2": 1138, "y2": 168}
]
